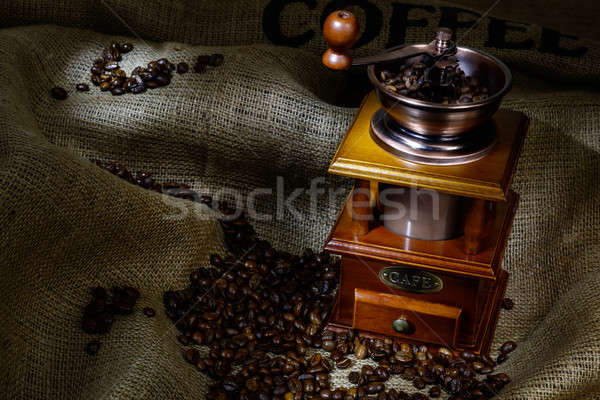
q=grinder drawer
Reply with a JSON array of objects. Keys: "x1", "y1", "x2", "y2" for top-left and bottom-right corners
[{"x1": 353, "y1": 288, "x2": 462, "y2": 346}]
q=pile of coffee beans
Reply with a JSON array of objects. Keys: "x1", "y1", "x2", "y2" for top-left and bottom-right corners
[
  {"x1": 81, "y1": 286, "x2": 140, "y2": 355},
  {"x1": 317, "y1": 329, "x2": 515, "y2": 399},
  {"x1": 50, "y1": 42, "x2": 225, "y2": 99},
  {"x1": 378, "y1": 58, "x2": 489, "y2": 104},
  {"x1": 88, "y1": 159, "x2": 516, "y2": 398},
  {"x1": 91, "y1": 160, "x2": 255, "y2": 253},
  {"x1": 88, "y1": 41, "x2": 177, "y2": 96}
]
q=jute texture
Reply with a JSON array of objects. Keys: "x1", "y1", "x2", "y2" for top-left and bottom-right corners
[{"x1": 0, "y1": 1, "x2": 599, "y2": 399}]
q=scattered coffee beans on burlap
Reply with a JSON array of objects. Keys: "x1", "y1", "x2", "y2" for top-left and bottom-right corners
[
  {"x1": 194, "y1": 53, "x2": 224, "y2": 73},
  {"x1": 81, "y1": 285, "x2": 140, "y2": 354},
  {"x1": 379, "y1": 58, "x2": 489, "y2": 104},
  {"x1": 52, "y1": 42, "x2": 225, "y2": 98},
  {"x1": 89, "y1": 159, "x2": 516, "y2": 398},
  {"x1": 89, "y1": 42, "x2": 176, "y2": 96}
]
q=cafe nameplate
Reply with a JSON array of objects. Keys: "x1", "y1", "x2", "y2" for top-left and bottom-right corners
[{"x1": 379, "y1": 266, "x2": 443, "y2": 293}]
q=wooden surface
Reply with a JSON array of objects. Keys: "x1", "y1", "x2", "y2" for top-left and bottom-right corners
[
  {"x1": 353, "y1": 288, "x2": 462, "y2": 346},
  {"x1": 328, "y1": 92, "x2": 529, "y2": 201},
  {"x1": 325, "y1": 190, "x2": 519, "y2": 280}
]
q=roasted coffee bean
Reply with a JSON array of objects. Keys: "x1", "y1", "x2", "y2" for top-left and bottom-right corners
[
  {"x1": 194, "y1": 63, "x2": 207, "y2": 73},
  {"x1": 91, "y1": 65, "x2": 103, "y2": 75},
  {"x1": 184, "y1": 348, "x2": 199, "y2": 364},
  {"x1": 50, "y1": 87, "x2": 68, "y2": 100},
  {"x1": 99, "y1": 82, "x2": 110, "y2": 91},
  {"x1": 501, "y1": 298, "x2": 514, "y2": 310},
  {"x1": 177, "y1": 334, "x2": 190, "y2": 346},
  {"x1": 85, "y1": 340, "x2": 101, "y2": 355},
  {"x1": 459, "y1": 350, "x2": 476, "y2": 361},
  {"x1": 111, "y1": 88, "x2": 125, "y2": 96},
  {"x1": 196, "y1": 55, "x2": 210, "y2": 66},
  {"x1": 500, "y1": 340, "x2": 517, "y2": 354},
  {"x1": 413, "y1": 377, "x2": 425, "y2": 389},
  {"x1": 480, "y1": 366, "x2": 494, "y2": 374},
  {"x1": 497, "y1": 352, "x2": 508, "y2": 364},
  {"x1": 209, "y1": 53, "x2": 224, "y2": 67},
  {"x1": 121, "y1": 43, "x2": 133, "y2": 53},
  {"x1": 348, "y1": 371, "x2": 359, "y2": 384},
  {"x1": 143, "y1": 307, "x2": 155, "y2": 317},
  {"x1": 76, "y1": 83, "x2": 89, "y2": 92},
  {"x1": 429, "y1": 385, "x2": 441, "y2": 398},
  {"x1": 130, "y1": 85, "x2": 146, "y2": 94},
  {"x1": 366, "y1": 382, "x2": 385, "y2": 394},
  {"x1": 472, "y1": 361, "x2": 485, "y2": 372},
  {"x1": 322, "y1": 339, "x2": 336, "y2": 352},
  {"x1": 437, "y1": 347, "x2": 453, "y2": 358},
  {"x1": 176, "y1": 62, "x2": 189, "y2": 74},
  {"x1": 354, "y1": 343, "x2": 367, "y2": 359},
  {"x1": 336, "y1": 358, "x2": 351, "y2": 369}
]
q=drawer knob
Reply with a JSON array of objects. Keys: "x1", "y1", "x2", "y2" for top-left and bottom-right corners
[{"x1": 392, "y1": 317, "x2": 414, "y2": 334}]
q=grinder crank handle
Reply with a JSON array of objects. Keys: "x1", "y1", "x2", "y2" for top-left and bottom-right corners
[{"x1": 322, "y1": 10, "x2": 455, "y2": 70}]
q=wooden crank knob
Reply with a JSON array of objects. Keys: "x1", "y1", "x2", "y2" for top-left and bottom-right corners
[{"x1": 322, "y1": 10, "x2": 359, "y2": 70}]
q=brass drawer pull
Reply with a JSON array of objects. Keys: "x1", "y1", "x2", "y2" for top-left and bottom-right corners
[{"x1": 392, "y1": 317, "x2": 415, "y2": 334}]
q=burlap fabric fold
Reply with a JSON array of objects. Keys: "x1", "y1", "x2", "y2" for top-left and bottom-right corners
[{"x1": 0, "y1": 1, "x2": 599, "y2": 399}]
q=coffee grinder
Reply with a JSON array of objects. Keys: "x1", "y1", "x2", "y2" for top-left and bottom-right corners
[{"x1": 321, "y1": 11, "x2": 528, "y2": 354}]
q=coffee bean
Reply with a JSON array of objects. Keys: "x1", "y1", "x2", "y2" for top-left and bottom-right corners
[
  {"x1": 194, "y1": 63, "x2": 207, "y2": 73},
  {"x1": 460, "y1": 350, "x2": 476, "y2": 361},
  {"x1": 209, "y1": 53, "x2": 224, "y2": 67},
  {"x1": 500, "y1": 340, "x2": 517, "y2": 354},
  {"x1": 121, "y1": 43, "x2": 133, "y2": 53},
  {"x1": 130, "y1": 85, "x2": 147, "y2": 94},
  {"x1": 85, "y1": 340, "x2": 101, "y2": 355},
  {"x1": 366, "y1": 382, "x2": 385, "y2": 394},
  {"x1": 90, "y1": 65, "x2": 103, "y2": 75},
  {"x1": 99, "y1": 82, "x2": 110, "y2": 91},
  {"x1": 497, "y1": 352, "x2": 508, "y2": 364},
  {"x1": 111, "y1": 88, "x2": 125, "y2": 96},
  {"x1": 184, "y1": 348, "x2": 199, "y2": 364},
  {"x1": 76, "y1": 83, "x2": 89, "y2": 92},
  {"x1": 143, "y1": 307, "x2": 155, "y2": 317},
  {"x1": 413, "y1": 377, "x2": 425, "y2": 389},
  {"x1": 50, "y1": 87, "x2": 68, "y2": 100},
  {"x1": 429, "y1": 385, "x2": 441, "y2": 398},
  {"x1": 176, "y1": 62, "x2": 189, "y2": 74},
  {"x1": 196, "y1": 55, "x2": 210, "y2": 66},
  {"x1": 354, "y1": 343, "x2": 367, "y2": 359},
  {"x1": 336, "y1": 358, "x2": 351, "y2": 369},
  {"x1": 472, "y1": 361, "x2": 485, "y2": 372}
]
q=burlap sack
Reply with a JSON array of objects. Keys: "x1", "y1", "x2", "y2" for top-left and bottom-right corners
[{"x1": 0, "y1": 1, "x2": 598, "y2": 399}]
